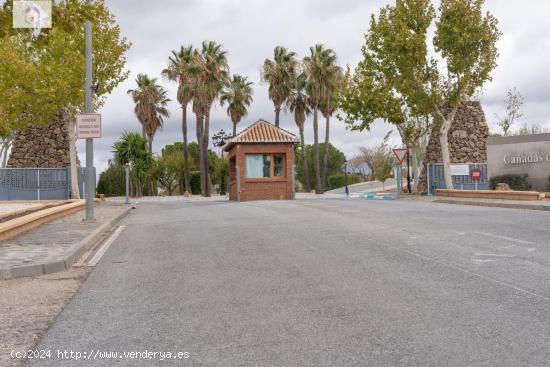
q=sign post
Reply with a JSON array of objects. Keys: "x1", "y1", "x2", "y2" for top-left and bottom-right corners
[
  {"x1": 471, "y1": 167, "x2": 482, "y2": 191},
  {"x1": 77, "y1": 113, "x2": 101, "y2": 221},
  {"x1": 84, "y1": 4, "x2": 94, "y2": 222},
  {"x1": 392, "y1": 148, "x2": 408, "y2": 198}
]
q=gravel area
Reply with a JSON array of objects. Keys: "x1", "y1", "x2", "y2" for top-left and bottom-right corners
[{"x1": 0, "y1": 267, "x2": 91, "y2": 367}]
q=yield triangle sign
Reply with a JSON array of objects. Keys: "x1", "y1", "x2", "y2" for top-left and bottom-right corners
[{"x1": 392, "y1": 147, "x2": 408, "y2": 164}]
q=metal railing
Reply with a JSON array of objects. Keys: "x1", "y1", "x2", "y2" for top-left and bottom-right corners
[
  {"x1": 0, "y1": 167, "x2": 92, "y2": 200},
  {"x1": 427, "y1": 163, "x2": 489, "y2": 196}
]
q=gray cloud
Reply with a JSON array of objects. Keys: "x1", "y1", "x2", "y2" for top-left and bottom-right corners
[{"x1": 79, "y1": 0, "x2": 550, "y2": 174}]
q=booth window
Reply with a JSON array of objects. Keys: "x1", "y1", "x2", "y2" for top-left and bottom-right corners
[{"x1": 246, "y1": 154, "x2": 285, "y2": 178}]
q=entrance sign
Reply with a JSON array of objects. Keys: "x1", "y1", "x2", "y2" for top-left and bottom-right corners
[
  {"x1": 450, "y1": 164, "x2": 470, "y2": 176},
  {"x1": 392, "y1": 148, "x2": 408, "y2": 164},
  {"x1": 471, "y1": 167, "x2": 482, "y2": 180},
  {"x1": 77, "y1": 114, "x2": 101, "y2": 139}
]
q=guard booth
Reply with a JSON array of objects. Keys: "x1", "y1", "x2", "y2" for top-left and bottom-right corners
[{"x1": 223, "y1": 120, "x2": 298, "y2": 202}]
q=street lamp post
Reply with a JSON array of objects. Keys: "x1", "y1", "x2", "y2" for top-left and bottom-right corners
[
  {"x1": 84, "y1": 0, "x2": 94, "y2": 221},
  {"x1": 344, "y1": 160, "x2": 349, "y2": 197},
  {"x1": 406, "y1": 150, "x2": 412, "y2": 194},
  {"x1": 125, "y1": 163, "x2": 130, "y2": 205}
]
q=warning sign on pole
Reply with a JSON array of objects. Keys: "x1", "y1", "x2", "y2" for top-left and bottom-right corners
[
  {"x1": 392, "y1": 147, "x2": 408, "y2": 164},
  {"x1": 76, "y1": 114, "x2": 102, "y2": 139}
]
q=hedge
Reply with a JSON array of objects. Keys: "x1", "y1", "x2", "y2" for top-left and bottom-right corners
[
  {"x1": 489, "y1": 173, "x2": 529, "y2": 191},
  {"x1": 327, "y1": 174, "x2": 345, "y2": 190}
]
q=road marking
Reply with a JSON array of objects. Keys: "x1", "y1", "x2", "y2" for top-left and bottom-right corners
[
  {"x1": 87, "y1": 226, "x2": 125, "y2": 267},
  {"x1": 477, "y1": 232, "x2": 536, "y2": 246},
  {"x1": 471, "y1": 253, "x2": 515, "y2": 264},
  {"x1": 376, "y1": 240, "x2": 550, "y2": 303},
  {"x1": 474, "y1": 253, "x2": 515, "y2": 258},
  {"x1": 472, "y1": 259, "x2": 497, "y2": 263}
]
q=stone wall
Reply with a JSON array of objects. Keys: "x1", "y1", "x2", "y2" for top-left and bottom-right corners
[
  {"x1": 417, "y1": 101, "x2": 489, "y2": 193},
  {"x1": 7, "y1": 113, "x2": 76, "y2": 168}
]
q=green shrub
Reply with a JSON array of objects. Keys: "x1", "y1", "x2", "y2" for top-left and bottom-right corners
[
  {"x1": 190, "y1": 171, "x2": 201, "y2": 195},
  {"x1": 97, "y1": 163, "x2": 126, "y2": 197},
  {"x1": 489, "y1": 173, "x2": 529, "y2": 191},
  {"x1": 327, "y1": 174, "x2": 345, "y2": 190}
]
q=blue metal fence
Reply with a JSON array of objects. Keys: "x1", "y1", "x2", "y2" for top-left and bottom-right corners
[
  {"x1": 427, "y1": 163, "x2": 489, "y2": 196},
  {"x1": 0, "y1": 167, "x2": 92, "y2": 200}
]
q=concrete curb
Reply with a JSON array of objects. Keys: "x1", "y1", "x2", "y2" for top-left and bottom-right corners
[
  {"x1": 433, "y1": 199, "x2": 550, "y2": 211},
  {"x1": 0, "y1": 206, "x2": 133, "y2": 280}
]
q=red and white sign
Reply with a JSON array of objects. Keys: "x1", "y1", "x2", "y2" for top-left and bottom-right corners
[
  {"x1": 471, "y1": 167, "x2": 482, "y2": 181},
  {"x1": 392, "y1": 147, "x2": 409, "y2": 164},
  {"x1": 76, "y1": 113, "x2": 101, "y2": 139}
]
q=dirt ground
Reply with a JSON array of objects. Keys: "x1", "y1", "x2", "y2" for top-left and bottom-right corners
[{"x1": 0, "y1": 267, "x2": 90, "y2": 367}]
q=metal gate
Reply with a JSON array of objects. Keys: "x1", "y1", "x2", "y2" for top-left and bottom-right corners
[
  {"x1": 0, "y1": 167, "x2": 90, "y2": 200},
  {"x1": 427, "y1": 163, "x2": 489, "y2": 196}
]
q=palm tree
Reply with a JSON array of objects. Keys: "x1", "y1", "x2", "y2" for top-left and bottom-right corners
[
  {"x1": 320, "y1": 69, "x2": 342, "y2": 188},
  {"x1": 162, "y1": 45, "x2": 194, "y2": 194},
  {"x1": 127, "y1": 74, "x2": 170, "y2": 195},
  {"x1": 303, "y1": 44, "x2": 338, "y2": 194},
  {"x1": 220, "y1": 74, "x2": 254, "y2": 136},
  {"x1": 261, "y1": 46, "x2": 298, "y2": 127},
  {"x1": 113, "y1": 132, "x2": 151, "y2": 197},
  {"x1": 191, "y1": 41, "x2": 229, "y2": 196},
  {"x1": 287, "y1": 73, "x2": 311, "y2": 192},
  {"x1": 127, "y1": 73, "x2": 171, "y2": 153}
]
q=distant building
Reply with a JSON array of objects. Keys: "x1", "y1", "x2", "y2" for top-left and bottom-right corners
[{"x1": 224, "y1": 120, "x2": 298, "y2": 201}]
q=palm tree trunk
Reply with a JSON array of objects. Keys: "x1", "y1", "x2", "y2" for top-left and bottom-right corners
[
  {"x1": 321, "y1": 115, "x2": 330, "y2": 191},
  {"x1": 181, "y1": 104, "x2": 191, "y2": 194},
  {"x1": 203, "y1": 109, "x2": 211, "y2": 197},
  {"x1": 275, "y1": 106, "x2": 281, "y2": 127},
  {"x1": 313, "y1": 108, "x2": 321, "y2": 194},
  {"x1": 300, "y1": 126, "x2": 310, "y2": 192},
  {"x1": 233, "y1": 121, "x2": 237, "y2": 137},
  {"x1": 196, "y1": 113, "x2": 205, "y2": 195}
]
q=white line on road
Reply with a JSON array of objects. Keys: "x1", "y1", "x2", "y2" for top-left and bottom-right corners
[
  {"x1": 377, "y1": 241, "x2": 550, "y2": 303},
  {"x1": 472, "y1": 259, "x2": 497, "y2": 263},
  {"x1": 477, "y1": 232, "x2": 536, "y2": 246},
  {"x1": 88, "y1": 226, "x2": 125, "y2": 267},
  {"x1": 474, "y1": 253, "x2": 516, "y2": 258}
]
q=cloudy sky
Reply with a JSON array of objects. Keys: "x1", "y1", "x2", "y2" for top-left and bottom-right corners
[{"x1": 75, "y1": 0, "x2": 550, "y2": 174}]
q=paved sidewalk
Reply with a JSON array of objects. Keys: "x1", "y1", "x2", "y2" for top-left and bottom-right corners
[
  {"x1": 431, "y1": 196, "x2": 550, "y2": 211},
  {"x1": 0, "y1": 202, "x2": 131, "y2": 279},
  {"x1": 397, "y1": 194, "x2": 550, "y2": 211}
]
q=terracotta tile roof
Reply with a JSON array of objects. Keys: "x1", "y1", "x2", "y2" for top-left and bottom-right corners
[{"x1": 224, "y1": 119, "x2": 298, "y2": 151}]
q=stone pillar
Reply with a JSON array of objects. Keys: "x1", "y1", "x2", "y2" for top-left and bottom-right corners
[
  {"x1": 417, "y1": 101, "x2": 489, "y2": 193},
  {"x1": 7, "y1": 113, "x2": 76, "y2": 168}
]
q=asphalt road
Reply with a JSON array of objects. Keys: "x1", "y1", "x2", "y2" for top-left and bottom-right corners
[{"x1": 30, "y1": 198, "x2": 550, "y2": 366}]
